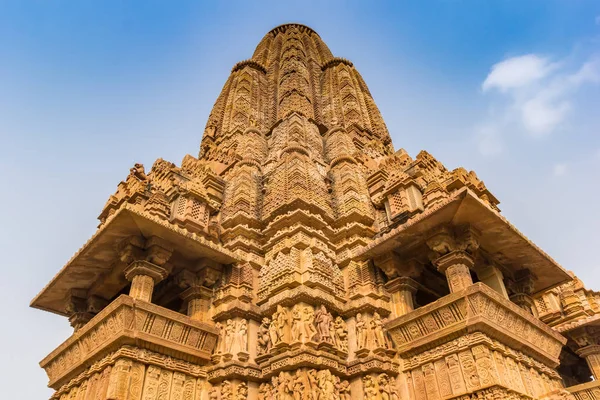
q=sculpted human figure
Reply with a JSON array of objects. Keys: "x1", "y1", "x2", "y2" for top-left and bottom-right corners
[
  {"x1": 334, "y1": 316, "x2": 348, "y2": 352},
  {"x1": 293, "y1": 373, "x2": 304, "y2": 400},
  {"x1": 225, "y1": 319, "x2": 235, "y2": 353},
  {"x1": 372, "y1": 312, "x2": 386, "y2": 348},
  {"x1": 221, "y1": 380, "x2": 233, "y2": 400},
  {"x1": 363, "y1": 376, "x2": 378, "y2": 400},
  {"x1": 318, "y1": 370, "x2": 335, "y2": 399},
  {"x1": 307, "y1": 369, "x2": 319, "y2": 400},
  {"x1": 315, "y1": 305, "x2": 333, "y2": 343},
  {"x1": 356, "y1": 313, "x2": 368, "y2": 349},
  {"x1": 215, "y1": 322, "x2": 225, "y2": 354},
  {"x1": 271, "y1": 305, "x2": 288, "y2": 344},
  {"x1": 302, "y1": 306, "x2": 317, "y2": 341},
  {"x1": 237, "y1": 319, "x2": 248, "y2": 351},
  {"x1": 291, "y1": 305, "x2": 303, "y2": 341},
  {"x1": 338, "y1": 379, "x2": 351, "y2": 400},
  {"x1": 209, "y1": 387, "x2": 219, "y2": 400},
  {"x1": 378, "y1": 374, "x2": 391, "y2": 400},
  {"x1": 236, "y1": 382, "x2": 248, "y2": 400},
  {"x1": 258, "y1": 317, "x2": 272, "y2": 354}
]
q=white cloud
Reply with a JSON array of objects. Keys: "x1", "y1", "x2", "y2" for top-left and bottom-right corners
[
  {"x1": 478, "y1": 54, "x2": 600, "y2": 140},
  {"x1": 553, "y1": 163, "x2": 568, "y2": 177},
  {"x1": 482, "y1": 55, "x2": 556, "y2": 92}
]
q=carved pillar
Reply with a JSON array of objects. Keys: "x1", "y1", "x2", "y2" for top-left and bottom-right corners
[
  {"x1": 433, "y1": 251, "x2": 474, "y2": 293},
  {"x1": 385, "y1": 277, "x2": 418, "y2": 317},
  {"x1": 475, "y1": 264, "x2": 509, "y2": 299},
  {"x1": 65, "y1": 294, "x2": 93, "y2": 331},
  {"x1": 507, "y1": 269, "x2": 538, "y2": 317},
  {"x1": 181, "y1": 286, "x2": 212, "y2": 321},
  {"x1": 577, "y1": 345, "x2": 600, "y2": 380},
  {"x1": 124, "y1": 260, "x2": 168, "y2": 302}
]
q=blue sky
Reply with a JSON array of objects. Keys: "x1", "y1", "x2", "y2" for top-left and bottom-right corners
[{"x1": 1, "y1": 1, "x2": 599, "y2": 397}]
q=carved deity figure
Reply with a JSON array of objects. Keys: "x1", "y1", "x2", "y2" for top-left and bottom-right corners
[
  {"x1": 215, "y1": 322, "x2": 225, "y2": 354},
  {"x1": 258, "y1": 317, "x2": 272, "y2": 354},
  {"x1": 270, "y1": 305, "x2": 288, "y2": 345},
  {"x1": 209, "y1": 387, "x2": 219, "y2": 400},
  {"x1": 224, "y1": 319, "x2": 235, "y2": 353},
  {"x1": 307, "y1": 369, "x2": 319, "y2": 400},
  {"x1": 363, "y1": 375, "x2": 378, "y2": 400},
  {"x1": 293, "y1": 374, "x2": 304, "y2": 400},
  {"x1": 371, "y1": 312, "x2": 387, "y2": 348},
  {"x1": 356, "y1": 313, "x2": 368, "y2": 349},
  {"x1": 314, "y1": 305, "x2": 334, "y2": 343},
  {"x1": 333, "y1": 316, "x2": 348, "y2": 352},
  {"x1": 378, "y1": 374, "x2": 391, "y2": 400},
  {"x1": 236, "y1": 382, "x2": 248, "y2": 400},
  {"x1": 338, "y1": 379, "x2": 351, "y2": 400},
  {"x1": 318, "y1": 370, "x2": 335, "y2": 399},
  {"x1": 221, "y1": 380, "x2": 233, "y2": 400},
  {"x1": 302, "y1": 306, "x2": 317, "y2": 341},
  {"x1": 237, "y1": 319, "x2": 248, "y2": 351},
  {"x1": 291, "y1": 305, "x2": 303, "y2": 342}
]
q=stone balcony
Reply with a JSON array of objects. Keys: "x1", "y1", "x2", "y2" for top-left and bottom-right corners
[
  {"x1": 40, "y1": 295, "x2": 218, "y2": 390},
  {"x1": 567, "y1": 381, "x2": 600, "y2": 399},
  {"x1": 386, "y1": 283, "x2": 565, "y2": 366},
  {"x1": 386, "y1": 283, "x2": 568, "y2": 399}
]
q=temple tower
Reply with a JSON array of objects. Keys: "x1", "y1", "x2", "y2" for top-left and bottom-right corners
[{"x1": 32, "y1": 23, "x2": 598, "y2": 400}]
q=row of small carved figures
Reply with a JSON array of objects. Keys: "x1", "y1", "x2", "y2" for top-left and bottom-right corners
[
  {"x1": 257, "y1": 304, "x2": 392, "y2": 355},
  {"x1": 209, "y1": 370, "x2": 400, "y2": 400}
]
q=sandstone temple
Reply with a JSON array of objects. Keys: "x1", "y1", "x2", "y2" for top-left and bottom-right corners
[{"x1": 32, "y1": 24, "x2": 600, "y2": 400}]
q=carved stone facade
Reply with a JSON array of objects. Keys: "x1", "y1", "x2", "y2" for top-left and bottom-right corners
[{"x1": 32, "y1": 23, "x2": 596, "y2": 399}]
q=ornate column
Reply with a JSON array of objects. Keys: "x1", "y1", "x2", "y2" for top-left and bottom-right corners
[
  {"x1": 507, "y1": 269, "x2": 538, "y2": 317},
  {"x1": 65, "y1": 291, "x2": 93, "y2": 331},
  {"x1": 124, "y1": 260, "x2": 168, "y2": 302},
  {"x1": 577, "y1": 345, "x2": 600, "y2": 380},
  {"x1": 427, "y1": 226, "x2": 479, "y2": 294},
  {"x1": 176, "y1": 266, "x2": 220, "y2": 322},
  {"x1": 434, "y1": 251, "x2": 474, "y2": 293},
  {"x1": 385, "y1": 277, "x2": 418, "y2": 317}
]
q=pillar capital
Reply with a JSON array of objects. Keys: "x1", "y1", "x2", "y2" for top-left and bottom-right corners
[
  {"x1": 432, "y1": 250, "x2": 474, "y2": 293},
  {"x1": 385, "y1": 276, "x2": 419, "y2": 294},
  {"x1": 576, "y1": 344, "x2": 600, "y2": 359},
  {"x1": 433, "y1": 250, "x2": 475, "y2": 274},
  {"x1": 124, "y1": 260, "x2": 168, "y2": 283},
  {"x1": 124, "y1": 260, "x2": 168, "y2": 302}
]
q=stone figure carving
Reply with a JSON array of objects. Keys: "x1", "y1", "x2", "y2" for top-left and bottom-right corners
[
  {"x1": 291, "y1": 305, "x2": 303, "y2": 342},
  {"x1": 225, "y1": 319, "x2": 235, "y2": 353},
  {"x1": 257, "y1": 317, "x2": 272, "y2": 354},
  {"x1": 208, "y1": 387, "x2": 219, "y2": 400},
  {"x1": 258, "y1": 383, "x2": 273, "y2": 400},
  {"x1": 236, "y1": 382, "x2": 248, "y2": 400},
  {"x1": 221, "y1": 380, "x2": 233, "y2": 400},
  {"x1": 317, "y1": 370, "x2": 335, "y2": 398},
  {"x1": 334, "y1": 316, "x2": 348, "y2": 352},
  {"x1": 372, "y1": 312, "x2": 387, "y2": 348},
  {"x1": 307, "y1": 369, "x2": 319, "y2": 400},
  {"x1": 215, "y1": 322, "x2": 225, "y2": 354},
  {"x1": 303, "y1": 306, "x2": 317, "y2": 341},
  {"x1": 378, "y1": 373, "x2": 391, "y2": 400},
  {"x1": 338, "y1": 379, "x2": 351, "y2": 400},
  {"x1": 237, "y1": 319, "x2": 248, "y2": 351},
  {"x1": 364, "y1": 375, "x2": 378, "y2": 400},
  {"x1": 356, "y1": 313, "x2": 368, "y2": 349},
  {"x1": 314, "y1": 305, "x2": 334, "y2": 343},
  {"x1": 270, "y1": 305, "x2": 288, "y2": 345}
]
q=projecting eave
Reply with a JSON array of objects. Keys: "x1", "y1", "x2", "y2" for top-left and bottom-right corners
[
  {"x1": 30, "y1": 205, "x2": 241, "y2": 317},
  {"x1": 357, "y1": 188, "x2": 572, "y2": 295}
]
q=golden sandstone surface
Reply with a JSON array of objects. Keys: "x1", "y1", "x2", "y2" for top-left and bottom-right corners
[{"x1": 32, "y1": 24, "x2": 600, "y2": 400}]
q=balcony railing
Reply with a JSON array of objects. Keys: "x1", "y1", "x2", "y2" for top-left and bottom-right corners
[
  {"x1": 568, "y1": 381, "x2": 600, "y2": 400},
  {"x1": 40, "y1": 295, "x2": 218, "y2": 389},
  {"x1": 386, "y1": 282, "x2": 566, "y2": 366}
]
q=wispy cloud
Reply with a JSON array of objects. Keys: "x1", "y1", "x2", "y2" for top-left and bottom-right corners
[{"x1": 475, "y1": 52, "x2": 600, "y2": 155}]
